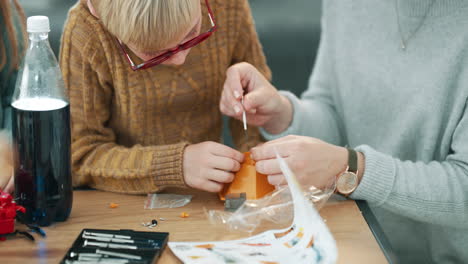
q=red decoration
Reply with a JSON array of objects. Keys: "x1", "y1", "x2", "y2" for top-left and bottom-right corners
[{"x1": 0, "y1": 191, "x2": 25, "y2": 241}]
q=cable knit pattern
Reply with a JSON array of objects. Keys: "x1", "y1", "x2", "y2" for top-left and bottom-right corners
[{"x1": 60, "y1": 0, "x2": 271, "y2": 194}]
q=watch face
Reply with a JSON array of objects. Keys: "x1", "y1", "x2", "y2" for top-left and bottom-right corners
[{"x1": 337, "y1": 172, "x2": 358, "y2": 195}]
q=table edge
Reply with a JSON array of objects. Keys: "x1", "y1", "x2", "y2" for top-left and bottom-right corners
[{"x1": 356, "y1": 200, "x2": 398, "y2": 264}]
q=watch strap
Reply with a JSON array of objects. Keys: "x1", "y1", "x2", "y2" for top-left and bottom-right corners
[{"x1": 347, "y1": 148, "x2": 358, "y2": 173}]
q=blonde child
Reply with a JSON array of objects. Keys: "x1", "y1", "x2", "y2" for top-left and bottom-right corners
[{"x1": 59, "y1": 0, "x2": 271, "y2": 194}]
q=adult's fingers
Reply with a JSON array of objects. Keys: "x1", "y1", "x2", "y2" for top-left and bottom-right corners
[
  {"x1": 225, "y1": 64, "x2": 249, "y2": 100},
  {"x1": 267, "y1": 174, "x2": 286, "y2": 186},
  {"x1": 251, "y1": 138, "x2": 295, "y2": 161},
  {"x1": 265, "y1": 135, "x2": 298, "y2": 143},
  {"x1": 220, "y1": 84, "x2": 243, "y2": 117},
  {"x1": 219, "y1": 99, "x2": 239, "y2": 118},
  {"x1": 243, "y1": 88, "x2": 273, "y2": 113},
  {"x1": 255, "y1": 158, "x2": 281, "y2": 175}
]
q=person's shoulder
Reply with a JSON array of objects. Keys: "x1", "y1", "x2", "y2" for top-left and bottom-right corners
[
  {"x1": 64, "y1": 2, "x2": 97, "y2": 34},
  {"x1": 209, "y1": 0, "x2": 251, "y2": 15},
  {"x1": 208, "y1": 0, "x2": 254, "y2": 31},
  {"x1": 62, "y1": 2, "x2": 109, "y2": 55},
  {"x1": 322, "y1": 0, "x2": 351, "y2": 16}
]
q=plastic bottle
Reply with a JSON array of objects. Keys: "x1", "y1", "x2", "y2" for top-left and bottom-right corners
[{"x1": 11, "y1": 16, "x2": 72, "y2": 226}]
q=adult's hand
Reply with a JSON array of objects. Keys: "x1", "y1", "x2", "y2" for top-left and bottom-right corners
[
  {"x1": 251, "y1": 135, "x2": 348, "y2": 189},
  {"x1": 220, "y1": 62, "x2": 294, "y2": 134}
]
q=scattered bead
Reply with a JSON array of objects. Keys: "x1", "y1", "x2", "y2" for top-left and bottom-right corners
[
  {"x1": 109, "y1": 203, "x2": 119, "y2": 209},
  {"x1": 180, "y1": 212, "x2": 189, "y2": 218}
]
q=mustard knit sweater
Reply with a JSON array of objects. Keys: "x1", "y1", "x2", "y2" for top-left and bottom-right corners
[{"x1": 59, "y1": 0, "x2": 271, "y2": 194}]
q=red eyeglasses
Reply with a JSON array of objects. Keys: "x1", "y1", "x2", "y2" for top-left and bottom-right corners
[{"x1": 117, "y1": 0, "x2": 217, "y2": 71}]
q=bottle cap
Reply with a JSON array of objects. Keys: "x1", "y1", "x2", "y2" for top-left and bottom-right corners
[{"x1": 27, "y1": 16, "x2": 50, "y2": 33}]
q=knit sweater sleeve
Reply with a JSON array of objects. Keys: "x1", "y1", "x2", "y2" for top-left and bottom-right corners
[
  {"x1": 259, "y1": 9, "x2": 344, "y2": 146},
  {"x1": 229, "y1": 0, "x2": 271, "y2": 151},
  {"x1": 60, "y1": 18, "x2": 187, "y2": 194},
  {"x1": 351, "y1": 101, "x2": 468, "y2": 228}
]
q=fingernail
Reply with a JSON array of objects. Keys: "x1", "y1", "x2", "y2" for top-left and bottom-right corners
[
  {"x1": 234, "y1": 91, "x2": 241, "y2": 99},
  {"x1": 234, "y1": 105, "x2": 241, "y2": 114},
  {"x1": 250, "y1": 153, "x2": 255, "y2": 160},
  {"x1": 267, "y1": 176, "x2": 274, "y2": 185}
]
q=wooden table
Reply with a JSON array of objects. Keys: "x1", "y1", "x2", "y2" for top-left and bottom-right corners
[{"x1": 0, "y1": 189, "x2": 387, "y2": 263}]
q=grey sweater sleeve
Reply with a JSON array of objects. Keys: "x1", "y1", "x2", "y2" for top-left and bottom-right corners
[
  {"x1": 260, "y1": 15, "x2": 344, "y2": 146},
  {"x1": 351, "y1": 102, "x2": 468, "y2": 228}
]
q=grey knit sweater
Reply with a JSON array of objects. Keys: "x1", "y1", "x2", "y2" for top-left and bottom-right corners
[{"x1": 261, "y1": 0, "x2": 468, "y2": 263}]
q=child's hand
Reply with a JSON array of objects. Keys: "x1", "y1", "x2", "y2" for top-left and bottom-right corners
[{"x1": 183, "y1": 142, "x2": 244, "y2": 192}]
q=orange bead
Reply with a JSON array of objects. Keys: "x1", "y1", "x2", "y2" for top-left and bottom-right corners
[
  {"x1": 180, "y1": 212, "x2": 189, "y2": 218},
  {"x1": 109, "y1": 202, "x2": 119, "y2": 209}
]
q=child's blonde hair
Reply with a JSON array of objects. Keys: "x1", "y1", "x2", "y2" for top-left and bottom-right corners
[{"x1": 93, "y1": 0, "x2": 201, "y2": 52}]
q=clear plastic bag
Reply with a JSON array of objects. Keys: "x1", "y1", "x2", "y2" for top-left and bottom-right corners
[
  {"x1": 207, "y1": 179, "x2": 336, "y2": 233},
  {"x1": 144, "y1": 193, "x2": 192, "y2": 209}
]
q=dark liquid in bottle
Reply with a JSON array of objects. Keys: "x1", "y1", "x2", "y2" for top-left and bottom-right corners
[{"x1": 12, "y1": 98, "x2": 72, "y2": 226}]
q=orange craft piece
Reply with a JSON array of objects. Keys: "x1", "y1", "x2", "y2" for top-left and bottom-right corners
[
  {"x1": 180, "y1": 212, "x2": 190, "y2": 218},
  {"x1": 219, "y1": 152, "x2": 275, "y2": 201},
  {"x1": 109, "y1": 202, "x2": 119, "y2": 209}
]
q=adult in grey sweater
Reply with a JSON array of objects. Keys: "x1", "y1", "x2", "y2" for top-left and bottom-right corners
[{"x1": 220, "y1": 0, "x2": 468, "y2": 263}]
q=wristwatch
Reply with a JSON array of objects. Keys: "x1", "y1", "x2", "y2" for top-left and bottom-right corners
[{"x1": 336, "y1": 148, "x2": 359, "y2": 196}]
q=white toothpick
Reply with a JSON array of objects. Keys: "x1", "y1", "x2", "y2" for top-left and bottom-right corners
[{"x1": 241, "y1": 96, "x2": 247, "y2": 131}]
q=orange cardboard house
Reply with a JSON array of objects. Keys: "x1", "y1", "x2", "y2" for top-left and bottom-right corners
[{"x1": 219, "y1": 152, "x2": 275, "y2": 201}]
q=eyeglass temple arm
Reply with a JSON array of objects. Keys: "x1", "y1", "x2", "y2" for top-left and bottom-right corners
[
  {"x1": 205, "y1": 0, "x2": 216, "y2": 30},
  {"x1": 117, "y1": 39, "x2": 136, "y2": 68}
]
